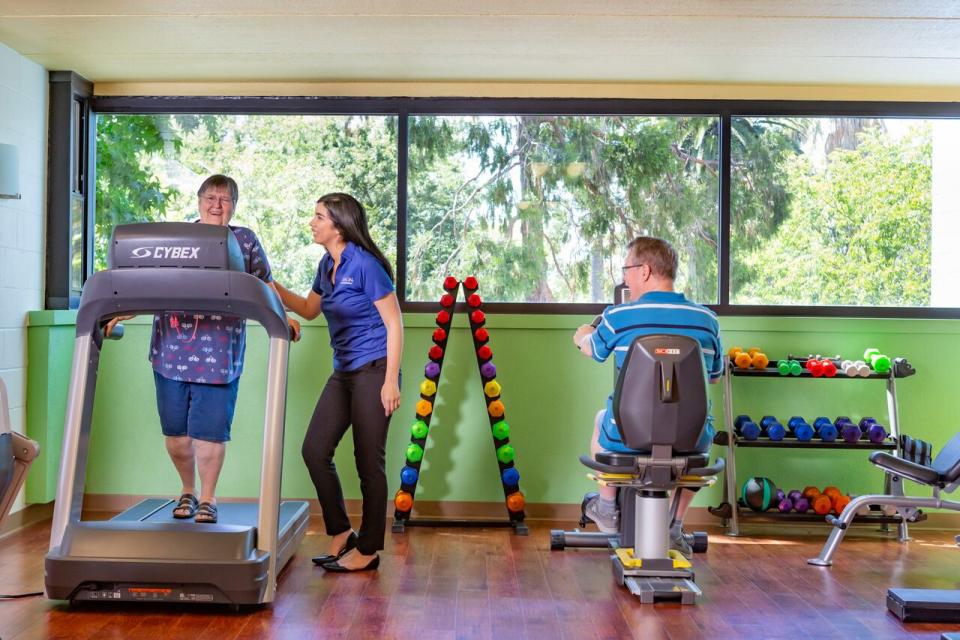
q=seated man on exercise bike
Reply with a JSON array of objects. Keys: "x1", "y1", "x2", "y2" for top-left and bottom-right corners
[{"x1": 573, "y1": 236, "x2": 723, "y2": 556}]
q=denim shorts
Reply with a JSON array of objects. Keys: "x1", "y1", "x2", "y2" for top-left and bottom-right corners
[
  {"x1": 598, "y1": 408, "x2": 714, "y2": 455},
  {"x1": 153, "y1": 371, "x2": 240, "y2": 443}
]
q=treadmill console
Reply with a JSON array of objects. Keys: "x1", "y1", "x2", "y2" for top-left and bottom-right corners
[{"x1": 109, "y1": 222, "x2": 244, "y2": 271}]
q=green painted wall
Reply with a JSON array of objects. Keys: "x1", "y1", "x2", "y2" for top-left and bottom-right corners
[
  {"x1": 25, "y1": 312, "x2": 78, "y2": 504},
  {"x1": 26, "y1": 311, "x2": 955, "y2": 509}
]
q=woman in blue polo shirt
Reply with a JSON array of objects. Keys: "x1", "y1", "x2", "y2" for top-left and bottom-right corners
[{"x1": 274, "y1": 192, "x2": 402, "y2": 573}]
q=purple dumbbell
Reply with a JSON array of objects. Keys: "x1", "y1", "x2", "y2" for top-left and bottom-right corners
[
  {"x1": 794, "y1": 497, "x2": 810, "y2": 513},
  {"x1": 778, "y1": 498, "x2": 794, "y2": 513},
  {"x1": 425, "y1": 362, "x2": 441, "y2": 378},
  {"x1": 480, "y1": 362, "x2": 497, "y2": 378},
  {"x1": 787, "y1": 489, "x2": 803, "y2": 503},
  {"x1": 867, "y1": 422, "x2": 888, "y2": 443},
  {"x1": 836, "y1": 417, "x2": 861, "y2": 443}
]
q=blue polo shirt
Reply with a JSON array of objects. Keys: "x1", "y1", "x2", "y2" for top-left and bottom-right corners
[
  {"x1": 589, "y1": 290, "x2": 723, "y2": 453},
  {"x1": 312, "y1": 242, "x2": 394, "y2": 371}
]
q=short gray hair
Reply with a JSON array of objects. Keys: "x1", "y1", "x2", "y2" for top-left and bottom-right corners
[{"x1": 197, "y1": 174, "x2": 238, "y2": 205}]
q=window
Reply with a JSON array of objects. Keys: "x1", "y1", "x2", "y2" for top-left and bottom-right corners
[
  {"x1": 406, "y1": 114, "x2": 720, "y2": 304},
  {"x1": 730, "y1": 115, "x2": 959, "y2": 308},
  {"x1": 94, "y1": 114, "x2": 398, "y2": 294},
  {"x1": 86, "y1": 97, "x2": 960, "y2": 317}
]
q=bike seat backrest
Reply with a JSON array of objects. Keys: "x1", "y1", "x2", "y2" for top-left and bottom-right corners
[{"x1": 613, "y1": 334, "x2": 708, "y2": 455}]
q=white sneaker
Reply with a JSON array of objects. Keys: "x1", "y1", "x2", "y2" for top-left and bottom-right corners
[{"x1": 584, "y1": 495, "x2": 619, "y2": 534}]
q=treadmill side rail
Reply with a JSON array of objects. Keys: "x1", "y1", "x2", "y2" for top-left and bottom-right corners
[
  {"x1": 49, "y1": 335, "x2": 98, "y2": 551},
  {"x1": 257, "y1": 336, "x2": 290, "y2": 603}
]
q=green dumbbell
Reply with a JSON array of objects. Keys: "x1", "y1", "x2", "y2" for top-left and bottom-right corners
[
  {"x1": 492, "y1": 420, "x2": 510, "y2": 440},
  {"x1": 406, "y1": 443, "x2": 424, "y2": 463},
  {"x1": 411, "y1": 420, "x2": 429, "y2": 439},
  {"x1": 496, "y1": 444, "x2": 515, "y2": 464},
  {"x1": 778, "y1": 359, "x2": 803, "y2": 376},
  {"x1": 864, "y1": 348, "x2": 892, "y2": 374}
]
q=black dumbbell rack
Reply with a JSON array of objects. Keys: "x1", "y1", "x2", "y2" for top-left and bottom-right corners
[
  {"x1": 391, "y1": 277, "x2": 528, "y2": 535},
  {"x1": 711, "y1": 353, "x2": 923, "y2": 536}
]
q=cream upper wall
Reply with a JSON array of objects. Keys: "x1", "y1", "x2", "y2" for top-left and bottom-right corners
[
  {"x1": 0, "y1": 41, "x2": 47, "y2": 514},
  {"x1": 3, "y1": 2, "x2": 960, "y2": 86},
  {"x1": 92, "y1": 81, "x2": 960, "y2": 102}
]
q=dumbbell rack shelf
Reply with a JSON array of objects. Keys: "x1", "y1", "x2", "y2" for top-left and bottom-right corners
[
  {"x1": 732, "y1": 509, "x2": 911, "y2": 526},
  {"x1": 729, "y1": 367, "x2": 893, "y2": 380},
  {"x1": 713, "y1": 359, "x2": 919, "y2": 537},
  {"x1": 733, "y1": 438, "x2": 896, "y2": 450}
]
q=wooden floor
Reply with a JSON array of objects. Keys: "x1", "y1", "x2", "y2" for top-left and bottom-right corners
[{"x1": 1, "y1": 515, "x2": 959, "y2": 639}]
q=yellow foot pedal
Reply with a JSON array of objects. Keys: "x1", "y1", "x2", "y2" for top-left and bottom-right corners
[{"x1": 614, "y1": 548, "x2": 692, "y2": 570}]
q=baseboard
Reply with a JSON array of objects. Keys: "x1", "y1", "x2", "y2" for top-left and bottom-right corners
[
  {"x1": 71, "y1": 496, "x2": 960, "y2": 531},
  {"x1": 0, "y1": 501, "x2": 55, "y2": 539}
]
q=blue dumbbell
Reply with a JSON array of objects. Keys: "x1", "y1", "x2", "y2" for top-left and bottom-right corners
[
  {"x1": 734, "y1": 414, "x2": 760, "y2": 440},
  {"x1": 400, "y1": 466, "x2": 419, "y2": 486},
  {"x1": 759, "y1": 415, "x2": 786, "y2": 441},
  {"x1": 787, "y1": 416, "x2": 814, "y2": 442},
  {"x1": 813, "y1": 416, "x2": 838, "y2": 442}
]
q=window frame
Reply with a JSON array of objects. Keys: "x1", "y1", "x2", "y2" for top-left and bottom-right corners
[{"x1": 88, "y1": 95, "x2": 960, "y2": 318}]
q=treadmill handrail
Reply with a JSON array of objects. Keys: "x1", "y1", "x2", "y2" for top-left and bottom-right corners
[{"x1": 75, "y1": 268, "x2": 290, "y2": 340}]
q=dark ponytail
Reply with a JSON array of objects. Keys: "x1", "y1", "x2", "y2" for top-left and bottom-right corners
[{"x1": 317, "y1": 193, "x2": 394, "y2": 282}]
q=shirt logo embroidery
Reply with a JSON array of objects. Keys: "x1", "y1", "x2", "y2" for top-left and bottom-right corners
[{"x1": 340, "y1": 276, "x2": 354, "y2": 285}]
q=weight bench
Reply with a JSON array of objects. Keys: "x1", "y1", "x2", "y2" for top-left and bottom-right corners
[{"x1": 808, "y1": 432, "x2": 960, "y2": 567}]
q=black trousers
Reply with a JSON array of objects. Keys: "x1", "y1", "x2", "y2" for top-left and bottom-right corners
[{"x1": 302, "y1": 358, "x2": 394, "y2": 555}]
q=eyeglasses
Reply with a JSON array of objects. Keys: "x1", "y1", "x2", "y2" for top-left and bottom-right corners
[
  {"x1": 201, "y1": 195, "x2": 234, "y2": 206},
  {"x1": 621, "y1": 263, "x2": 645, "y2": 274}
]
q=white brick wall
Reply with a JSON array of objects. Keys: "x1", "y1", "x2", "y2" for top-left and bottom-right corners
[{"x1": 0, "y1": 41, "x2": 47, "y2": 514}]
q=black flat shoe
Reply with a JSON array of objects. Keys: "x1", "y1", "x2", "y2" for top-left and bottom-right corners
[
  {"x1": 321, "y1": 554, "x2": 380, "y2": 573},
  {"x1": 311, "y1": 531, "x2": 358, "y2": 566}
]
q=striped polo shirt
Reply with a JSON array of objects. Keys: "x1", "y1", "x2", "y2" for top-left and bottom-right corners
[{"x1": 589, "y1": 290, "x2": 723, "y2": 452}]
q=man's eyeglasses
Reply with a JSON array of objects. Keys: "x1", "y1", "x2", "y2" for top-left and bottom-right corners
[
  {"x1": 201, "y1": 195, "x2": 234, "y2": 206},
  {"x1": 621, "y1": 264, "x2": 645, "y2": 274}
]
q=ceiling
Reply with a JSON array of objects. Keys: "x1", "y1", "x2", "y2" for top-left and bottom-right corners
[{"x1": 1, "y1": 1, "x2": 959, "y2": 86}]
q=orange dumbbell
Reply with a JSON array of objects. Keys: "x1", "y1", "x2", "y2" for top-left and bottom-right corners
[
  {"x1": 506, "y1": 492, "x2": 525, "y2": 512},
  {"x1": 802, "y1": 486, "x2": 822, "y2": 500},
  {"x1": 729, "y1": 347, "x2": 751, "y2": 369},
  {"x1": 751, "y1": 352, "x2": 769, "y2": 369},
  {"x1": 394, "y1": 490, "x2": 414, "y2": 511},
  {"x1": 822, "y1": 486, "x2": 842, "y2": 500},
  {"x1": 812, "y1": 493, "x2": 833, "y2": 515},
  {"x1": 832, "y1": 494, "x2": 851, "y2": 514},
  {"x1": 731, "y1": 346, "x2": 768, "y2": 369}
]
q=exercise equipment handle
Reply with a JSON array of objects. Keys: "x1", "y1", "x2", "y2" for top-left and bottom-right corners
[{"x1": 687, "y1": 457, "x2": 726, "y2": 477}]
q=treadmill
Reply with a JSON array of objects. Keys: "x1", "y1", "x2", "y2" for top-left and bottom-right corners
[{"x1": 45, "y1": 222, "x2": 309, "y2": 606}]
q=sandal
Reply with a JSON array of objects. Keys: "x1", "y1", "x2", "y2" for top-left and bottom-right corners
[
  {"x1": 195, "y1": 501, "x2": 218, "y2": 524},
  {"x1": 172, "y1": 493, "x2": 199, "y2": 519}
]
